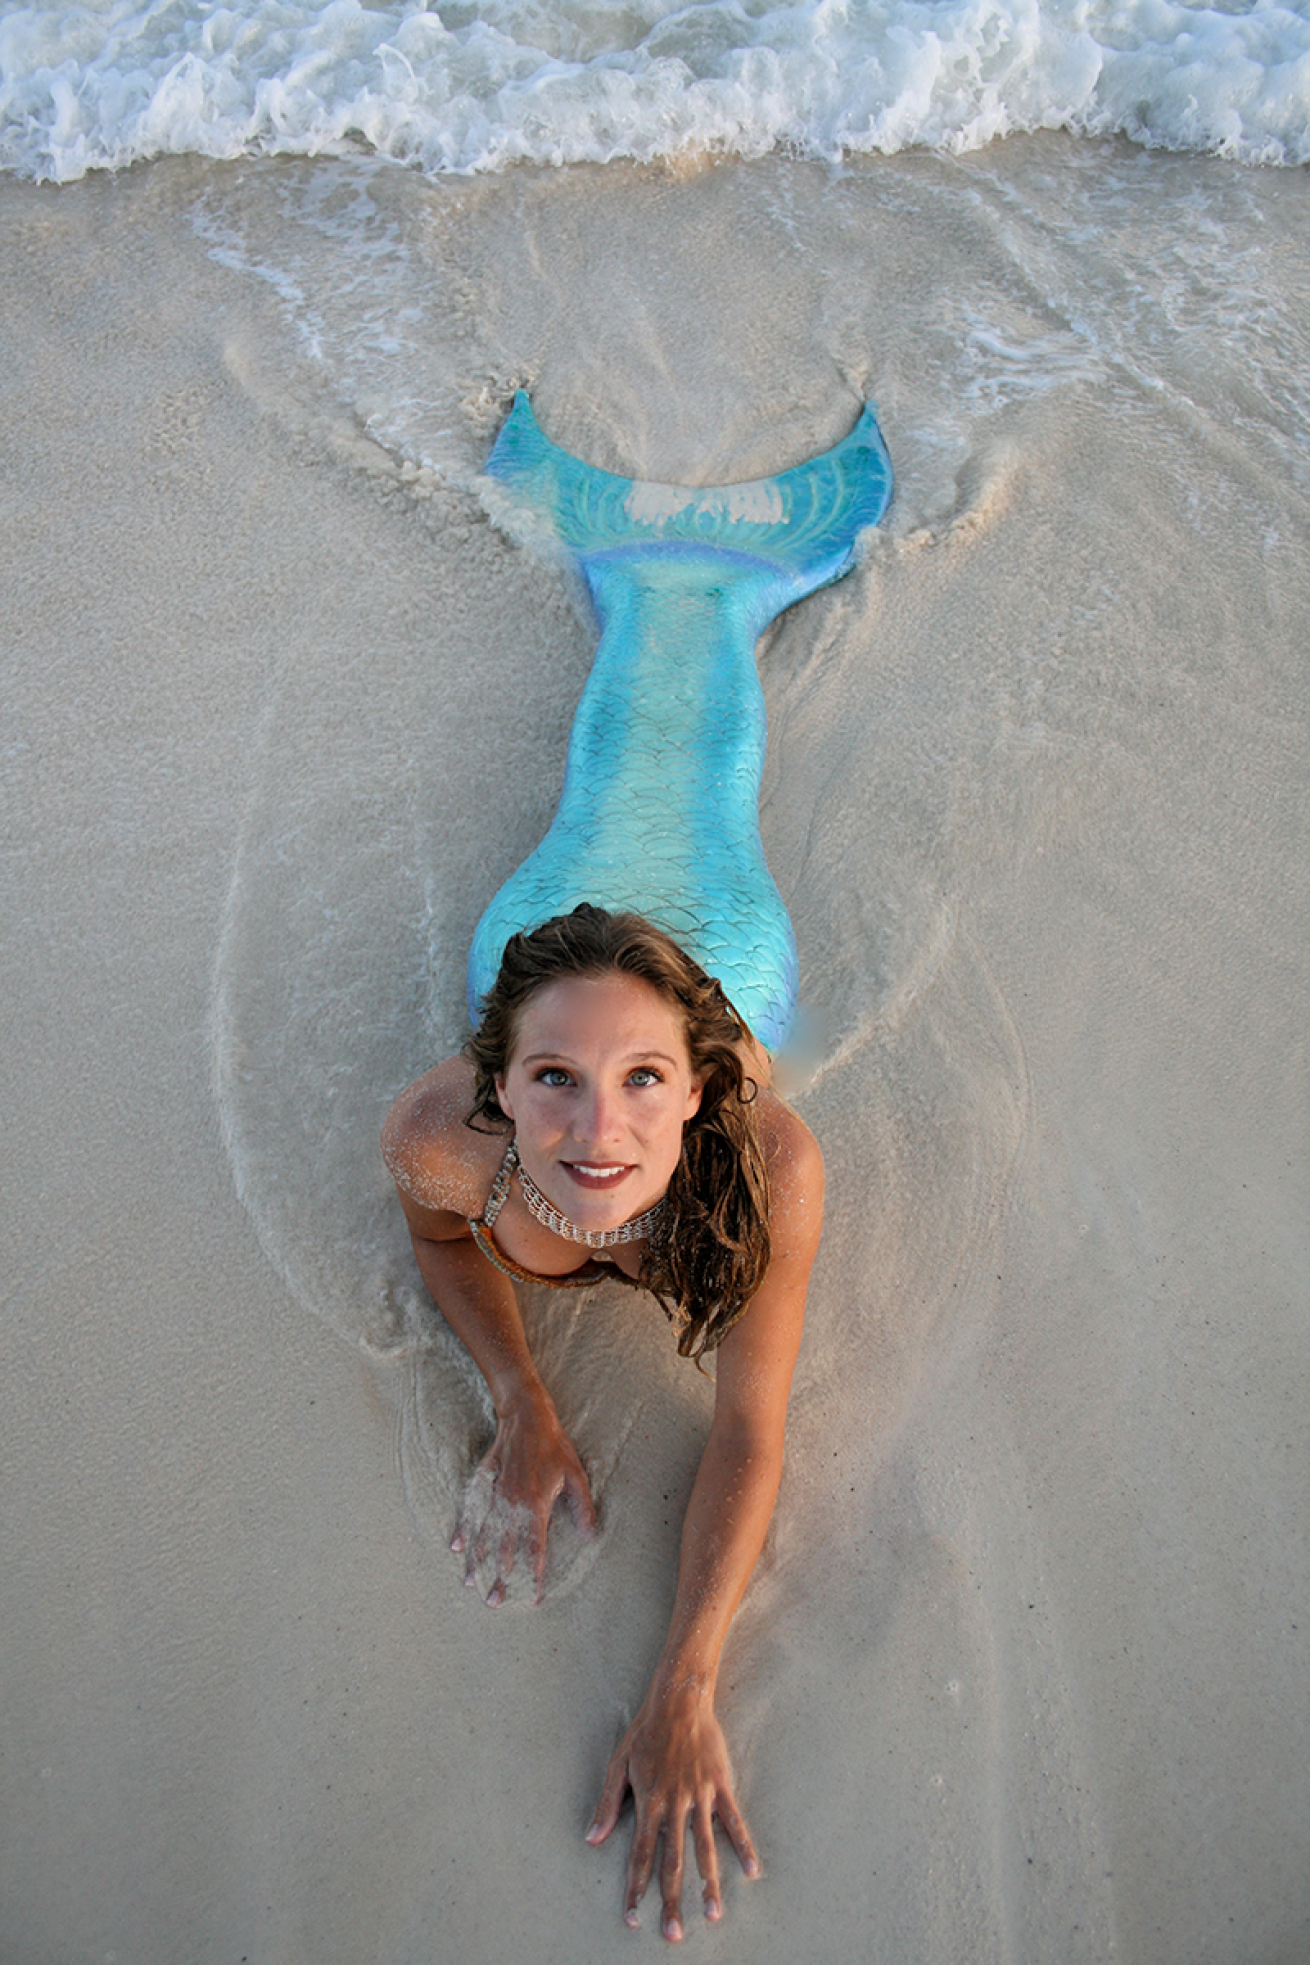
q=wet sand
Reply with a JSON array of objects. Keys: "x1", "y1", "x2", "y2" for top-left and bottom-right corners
[{"x1": 3, "y1": 140, "x2": 1308, "y2": 1963}]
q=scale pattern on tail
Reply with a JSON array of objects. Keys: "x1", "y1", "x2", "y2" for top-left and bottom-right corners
[{"x1": 468, "y1": 393, "x2": 892, "y2": 1051}]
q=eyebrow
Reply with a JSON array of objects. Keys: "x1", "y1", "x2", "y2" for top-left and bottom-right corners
[{"x1": 519, "y1": 1051, "x2": 682, "y2": 1067}]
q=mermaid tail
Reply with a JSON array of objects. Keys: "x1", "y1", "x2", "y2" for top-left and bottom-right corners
[{"x1": 467, "y1": 393, "x2": 893, "y2": 1051}]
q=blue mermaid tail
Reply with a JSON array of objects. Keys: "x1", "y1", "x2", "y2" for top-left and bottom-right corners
[{"x1": 467, "y1": 393, "x2": 893, "y2": 1052}]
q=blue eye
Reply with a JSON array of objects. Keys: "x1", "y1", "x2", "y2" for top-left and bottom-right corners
[
  {"x1": 628, "y1": 1067, "x2": 663, "y2": 1087},
  {"x1": 536, "y1": 1067, "x2": 573, "y2": 1087}
]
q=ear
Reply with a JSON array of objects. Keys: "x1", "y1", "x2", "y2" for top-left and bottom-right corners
[
  {"x1": 683, "y1": 1077, "x2": 704, "y2": 1124},
  {"x1": 494, "y1": 1074, "x2": 515, "y2": 1121}
]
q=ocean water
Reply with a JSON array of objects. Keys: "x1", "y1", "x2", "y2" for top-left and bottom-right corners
[{"x1": 3, "y1": 0, "x2": 1309, "y2": 183}]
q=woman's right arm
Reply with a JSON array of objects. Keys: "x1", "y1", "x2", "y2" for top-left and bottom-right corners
[{"x1": 382, "y1": 1074, "x2": 596, "y2": 1603}]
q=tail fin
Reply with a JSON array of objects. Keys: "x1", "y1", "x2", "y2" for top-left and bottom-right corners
[{"x1": 483, "y1": 391, "x2": 892, "y2": 605}]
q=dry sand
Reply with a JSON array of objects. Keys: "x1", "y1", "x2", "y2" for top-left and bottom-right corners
[{"x1": 3, "y1": 139, "x2": 1308, "y2": 1963}]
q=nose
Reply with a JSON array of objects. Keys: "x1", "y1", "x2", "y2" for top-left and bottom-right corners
[{"x1": 573, "y1": 1080, "x2": 625, "y2": 1153}]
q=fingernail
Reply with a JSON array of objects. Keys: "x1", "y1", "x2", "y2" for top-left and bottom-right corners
[
  {"x1": 486, "y1": 1585, "x2": 504, "y2": 1606},
  {"x1": 663, "y1": 1914, "x2": 683, "y2": 1941},
  {"x1": 744, "y1": 1857, "x2": 760, "y2": 1879},
  {"x1": 705, "y1": 1897, "x2": 721, "y2": 1921},
  {"x1": 584, "y1": 1823, "x2": 602, "y2": 1844},
  {"x1": 449, "y1": 1534, "x2": 463, "y2": 1552},
  {"x1": 624, "y1": 1908, "x2": 640, "y2": 1929}
]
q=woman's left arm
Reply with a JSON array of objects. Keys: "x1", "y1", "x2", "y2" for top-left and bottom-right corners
[{"x1": 586, "y1": 1102, "x2": 825, "y2": 1942}]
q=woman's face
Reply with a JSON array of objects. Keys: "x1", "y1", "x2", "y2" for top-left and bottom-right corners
[{"x1": 495, "y1": 971, "x2": 703, "y2": 1234}]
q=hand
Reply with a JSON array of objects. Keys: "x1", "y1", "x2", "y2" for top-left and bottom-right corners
[
  {"x1": 451, "y1": 1392, "x2": 596, "y2": 1605},
  {"x1": 586, "y1": 1679, "x2": 760, "y2": 1941}
]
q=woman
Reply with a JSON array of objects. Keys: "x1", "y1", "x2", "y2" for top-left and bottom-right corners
[
  {"x1": 383, "y1": 904, "x2": 822, "y2": 1939},
  {"x1": 383, "y1": 395, "x2": 891, "y2": 1940}
]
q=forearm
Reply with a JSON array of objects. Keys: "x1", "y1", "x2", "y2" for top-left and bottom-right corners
[
  {"x1": 651, "y1": 1415, "x2": 785, "y2": 1698},
  {"x1": 586, "y1": 1107, "x2": 820, "y2": 1934},
  {"x1": 410, "y1": 1230, "x2": 549, "y2": 1417},
  {"x1": 408, "y1": 1227, "x2": 597, "y2": 1600}
]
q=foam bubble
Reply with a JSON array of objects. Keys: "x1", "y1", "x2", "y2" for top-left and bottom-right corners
[{"x1": 3, "y1": 0, "x2": 1310, "y2": 184}]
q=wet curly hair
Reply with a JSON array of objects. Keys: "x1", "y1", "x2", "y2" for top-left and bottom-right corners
[{"x1": 465, "y1": 904, "x2": 771, "y2": 1358}]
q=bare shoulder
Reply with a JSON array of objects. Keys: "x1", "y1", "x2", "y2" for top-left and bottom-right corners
[
  {"x1": 755, "y1": 1090, "x2": 825, "y2": 1257},
  {"x1": 381, "y1": 1055, "x2": 509, "y2": 1224},
  {"x1": 756, "y1": 1089, "x2": 824, "y2": 1201}
]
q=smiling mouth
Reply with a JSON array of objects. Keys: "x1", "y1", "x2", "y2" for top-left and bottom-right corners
[{"x1": 562, "y1": 1162, "x2": 633, "y2": 1190}]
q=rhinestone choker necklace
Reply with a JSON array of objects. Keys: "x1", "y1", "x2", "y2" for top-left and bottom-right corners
[{"x1": 512, "y1": 1144, "x2": 665, "y2": 1248}]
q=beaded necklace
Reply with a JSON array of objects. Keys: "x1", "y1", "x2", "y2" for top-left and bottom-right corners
[{"x1": 510, "y1": 1142, "x2": 665, "y2": 1248}]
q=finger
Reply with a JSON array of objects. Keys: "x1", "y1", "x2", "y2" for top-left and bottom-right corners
[
  {"x1": 585, "y1": 1746, "x2": 632, "y2": 1845},
  {"x1": 463, "y1": 1503, "x2": 489, "y2": 1586},
  {"x1": 484, "y1": 1523, "x2": 520, "y2": 1606},
  {"x1": 660, "y1": 1803, "x2": 690, "y2": 1942},
  {"x1": 692, "y1": 1796, "x2": 722, "y2": 1921},
  {"x1": 456, "y1": 1467, "x2": 493, "y2": 1583},
  {"x1": 623, "y1": 1813, "x2": 662, "y2": 1930},
  {"x1": 498, "y1": 1523, "x2": 518, "y2": 1581},
  {"x1": 451, "y1": 1493, "x2": 478, "y2": 1558},
  {"x1": 453, "y1": 1497, "x2": 483, "y2": 1561},
  {"x1": 715, "y1": 1788, "x2": 760, "y2": 1879},
  {"x1": 566, "y1": 1465, "x2": 598, "y2": 1536}
]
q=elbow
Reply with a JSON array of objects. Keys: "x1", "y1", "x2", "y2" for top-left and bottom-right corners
[
  {"x1": 380, "y1": 1085, "x2": 411, "y2": 1172},
  {"x1": 380, "y1": 1114, "x2": 403, "y2": 1185},
  {"x1": 713, "y1": 1408, "x2": 788, "y2": 1476},
  {"x1": 381, "y1": 1081, "x2": 427, "y2": 1191}
]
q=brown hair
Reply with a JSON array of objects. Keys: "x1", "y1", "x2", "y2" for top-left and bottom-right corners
[{"x1": 465, "y1": 904, "x2": 771, "y2": 1357}]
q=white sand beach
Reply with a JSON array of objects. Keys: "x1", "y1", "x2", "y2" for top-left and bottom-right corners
[{"x1": 3, "y1": 138, "x2": 1308, "y2": 1963}]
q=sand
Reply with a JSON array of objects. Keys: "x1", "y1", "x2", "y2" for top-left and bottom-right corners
[{"x1": 2, "y1": 137, "x2": 1307, "y2": 1964}]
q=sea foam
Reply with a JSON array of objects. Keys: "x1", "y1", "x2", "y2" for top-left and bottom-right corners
[{"x1": 2, "y1": 0, "x2": 1309, "y2": 183}]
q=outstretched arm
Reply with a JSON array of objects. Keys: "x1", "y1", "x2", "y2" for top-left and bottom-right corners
[
  {"x1": 409, "y1": 1225, "x2": 597, "y2": 1603},
  {"x1": 587, "y1": 1104, "x2": 824, "y2": 1940},
  {"x1": 382, "y1": 1070, "x2": 595, "y2": 1602}
]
